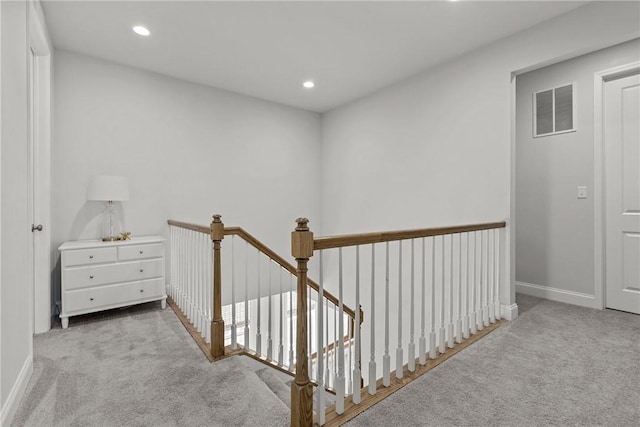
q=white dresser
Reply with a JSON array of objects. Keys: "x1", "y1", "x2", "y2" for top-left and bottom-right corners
[{"x1": 59, "y1": 236, "x2": 167, "y2": 329}]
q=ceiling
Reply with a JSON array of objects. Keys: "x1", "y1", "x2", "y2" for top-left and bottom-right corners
[{"x1": 41, "y1": 1, "x2": 589, "y2": 113}]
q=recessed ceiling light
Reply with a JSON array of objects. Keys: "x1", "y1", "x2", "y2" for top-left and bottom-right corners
[
  {"x1": 133, "y1": 25, "x2": 150, "y2": 37},
  {"x1": 303, "y1": 81, "x2": 315, "y2": 89}
]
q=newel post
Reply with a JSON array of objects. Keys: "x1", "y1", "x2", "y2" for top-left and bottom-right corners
[
  {"x1": 210, "y1": 214, "x2": 225, "y2": 359},
  {"x1": 291, "y1": 218, "x2": 314, "y2": 427}
]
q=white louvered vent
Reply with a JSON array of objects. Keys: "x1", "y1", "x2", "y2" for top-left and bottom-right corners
[{"x1": 533, "y1": 82, "x2": 576, "y2": 137}]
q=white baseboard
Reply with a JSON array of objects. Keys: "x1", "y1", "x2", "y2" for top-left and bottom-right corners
[
  {"x1": 516, "y1": 281, "x2": 600, "y2": 309},
  {"x1": 0, "y1": 354, "x2": 33, "y2": 427},
  {"x1": 501, "y1": 303, "x2": 519, "y2": 320}
]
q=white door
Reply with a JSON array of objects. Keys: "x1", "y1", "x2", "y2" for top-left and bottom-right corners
[
  {"x1": 604, "y1": 72, "x2": 640, "y2": 314},
  {"x1": 29, "y1": 6, "x2": 52, "y2": 333}
]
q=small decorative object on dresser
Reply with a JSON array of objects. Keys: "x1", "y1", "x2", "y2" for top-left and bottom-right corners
[{"x1": 58, "y1": 236, "x2": 167, "y2": 329}]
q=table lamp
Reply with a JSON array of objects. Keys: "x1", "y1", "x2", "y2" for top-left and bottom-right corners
[{"x1": 88, "y1": 175, "x2": 129, "y2": 241}]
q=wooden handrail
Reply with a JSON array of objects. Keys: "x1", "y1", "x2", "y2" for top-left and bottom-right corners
[
  {"x1": 225, "y1": 227, "x2": 358, "y2": 320},
  {"x1": 167, "y1": 219, "x2": 358, "y2": 321},
  {"x1": 167, "y1": 219, "x2": 209, "y2": 234},
  {"x1": 314, "y1": 221, "x2": 506, "y2": 250}
]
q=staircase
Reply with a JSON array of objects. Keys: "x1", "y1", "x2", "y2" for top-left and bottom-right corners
[{"x1": 167, "y1": 215, "x2": 508, "y2": 426}]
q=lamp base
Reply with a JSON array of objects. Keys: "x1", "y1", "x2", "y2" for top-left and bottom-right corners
[{"x1": 102, "y1": 236, "x2": 121, "y2": 242}]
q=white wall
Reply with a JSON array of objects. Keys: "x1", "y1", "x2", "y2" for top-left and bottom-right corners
[
  {"x1": 516, "y1": 39, "x2": 639, "y2": 305},
  {"x1": 317, "y1": 0, "x2": 639, "y2": 391},
  {"x1": 321, "y1": 1, "x2": 639, "y2": 310},
  {"x1": 0, "y1": 1, "x2": 33, "y2": 425},
  {"x1": 52, "y1": 50, "x2": 322, "y2": 297}
]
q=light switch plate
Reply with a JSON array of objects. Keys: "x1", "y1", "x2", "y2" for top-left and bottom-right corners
[{"x1": 577, "y1": 186, "x2": 587, "y2": 199}]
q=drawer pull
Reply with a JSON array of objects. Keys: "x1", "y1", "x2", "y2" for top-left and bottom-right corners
[
  {"x1": 90, "y1": 275, "x2": 94, "y2": 279},
  {"x1": 89, "y1": 255, "x2": 94, "y2": 259},
  {"x1": 90, "y1": 297, "x2": 94, "y2": 301},
  {"x1": 139, "y1": 269, "x2": 144, "y2": 273},
  {"x1": 140, "y1": 289, "x2": 144, "y2": 293},
  {"x1": 139, "y1": 250, "x2": 144, "y2": 254}
]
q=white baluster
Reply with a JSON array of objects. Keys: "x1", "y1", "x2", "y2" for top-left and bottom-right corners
[
  {"x1": 429, "y1": 237, "x2": 437, "y2": 360},
  {"x1": 448, "y1": 234, "x2": 455, "y2": 349},
  {"x1": 494, "y1": 229, "x2": 502, "y2": 320},
  {"x1": 408, "y1": 239, "x2": 416, "y2": 372},
  {"x1": 336, "y1": 248, "x2": 345, "y2": 414},
  {"x1": 205, "y1": 233, "x2": 212, "y2": 344},
  {"x1": 333, "y1": 304, "x2": 338, "y2": 388},
  {"x1": 184, "y1": 229, "x2": 189, "y2": 312},
  {"x1": 231, "y1": 236, "x2": 237, "y2": 348},
  {"x1": 194, "y1": 232, "x2": 199, "y2": 336},
  {"x1": 177, "y1": 228, "x2": 182, "y2": 310},
  {"x1": 181, "y1": 230, "x2": 186, "y2": 319},
  {"x1": 199, "y1": 231, "x2": 204, "y2": 335},
  {"x1": 169, "y1": 227, "x2": 174, "y2": 299},
  {"x1": 187, "y1": 229, "x2": 191, "y2": 317},
  {"x1": 192, "y1": 230, "x2": 197, "y2": 326},
  {"x1": 187, "y1": 230, "x2": 193, "y2": 323},
  {"x1": 183, "y1": 230, "x2": 189, "y2": 321},
  {"x1": 198, "y1": 231, "x2": 204, "y2": 337},
  {"x1": 463, "y1": 233, "x2": 470, "y2": 340},
  {"x1": 184, "y1": 229, "x2": 189, "y2": 314},
  {"x1": 347, "y1": 315, "x2": 353, "y2": 396},
  {"x1": 196, "y1": 231, "x2": 204, "y2": 333},
  {"x1": 176, "y1": 228, "x2": 180, "y2": 308},
  {"x1": 477, "y1": 231, "x2": 485, "y2": 331},
  {"x1": 470, "y1": 232, "x2": 478, "y2": 335},
  {"x1": 483, "y1": 230, "x2": 490, "y2": 327},
  {"x1": 369, "y1": 244, "x2": 377, "y2": 395},
  {"x1": 278, "y1": 267, "x2": 284, "y2": 366},
  {"x1": 396, "y1": 241, "x2": 404, "y2": 379},
  {"x1": 289, "y1": 273, "x2": 294, "y2": 371},
  {"x1": 419, "y1": 238, "x2": 427, "y2": 365},
  {"x1": 439, "y1": 236, "x2": 446, "y2": 354},
  {"x1": 310, "y1": 288, "x2": 315, "y2": 380},
  {"x1": 244, "y1": 241, "x2": 249, "y2": 349},
  {"x1": 489, "y1": 229, "x2": 495, "y2": 324},
  {"x1": 383, "y1": 242, "x2": 391, "y2": 387},
  {"x1": 191, "y1": 230, "x2": 195, "y2": 327},
  {"x1": 353, "y1": 245, "x2": 361, "y2": 404},
  {"x1": 192, "y1": 231, "x2": 204, "y2": 335},
  {"x1": 256, "y1": 251, "x2": 262, "y2": 354},
  {"x1": 456, "y1": 233, "x2": 463, "y2": 344},
  {"x1": 325, "y1": 299, "x2": 330, "y2": 387},
  {"x1": 317, "y1": 251, "x2": 325, "y2": 425},
  {"x1": 267, "y1": 260, "x2": 273, "y2": 360},
  {"x1": 200, "y1": 231, "x2": 205, "y2": 337}
]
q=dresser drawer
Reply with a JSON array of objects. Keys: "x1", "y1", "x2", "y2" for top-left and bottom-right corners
[
  {"x1": 64, "y1": 247, "x2": 117, "y2": 267},
  {"x1": 64, "y1": 259, "x2": 164, "y2": 290},
  {"x1": 129, "y1": 277, "x2": 165, "y2": 300},
  {"x1": 119, "y1": 243, "x2": 164, "y2": 261},
  {"x1": 64, "y1": 278, "x2": 165, "y2": 314}
]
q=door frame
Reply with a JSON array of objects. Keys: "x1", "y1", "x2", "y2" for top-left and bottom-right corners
[
  {"x1": 28, "y1": 0, "x2": 52, "y2": 333},
  {"x1": 593, "y1": 61, "x2": 640, "y2": 310}
]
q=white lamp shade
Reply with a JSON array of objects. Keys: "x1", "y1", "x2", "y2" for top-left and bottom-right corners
[{"x1": 88, "y1": 175, "x2": 130, "y2": 202}]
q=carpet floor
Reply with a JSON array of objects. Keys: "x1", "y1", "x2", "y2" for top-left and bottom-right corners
[
  {"x1": 12, "y1": 295, "x2": 640, "y2": 426},
  {"x1": 345, "y1": 294, "x2": 640, "y2": 426},
  {"x1": 11, "y1": 302, "x2": 289, "y2": 427}
]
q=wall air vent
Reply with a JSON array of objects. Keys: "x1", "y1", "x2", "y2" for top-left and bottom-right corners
[{"x1": 533, "y1": 82, "x2": 576, "y2": 137}]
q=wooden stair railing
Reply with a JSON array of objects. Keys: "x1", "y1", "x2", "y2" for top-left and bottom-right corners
[
  {"x1": 290, "y1": 218, "x2": 507, "y2": 427},
  {"x1": 167, "y1": 217, "x2": 361, "y2": 371}
]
